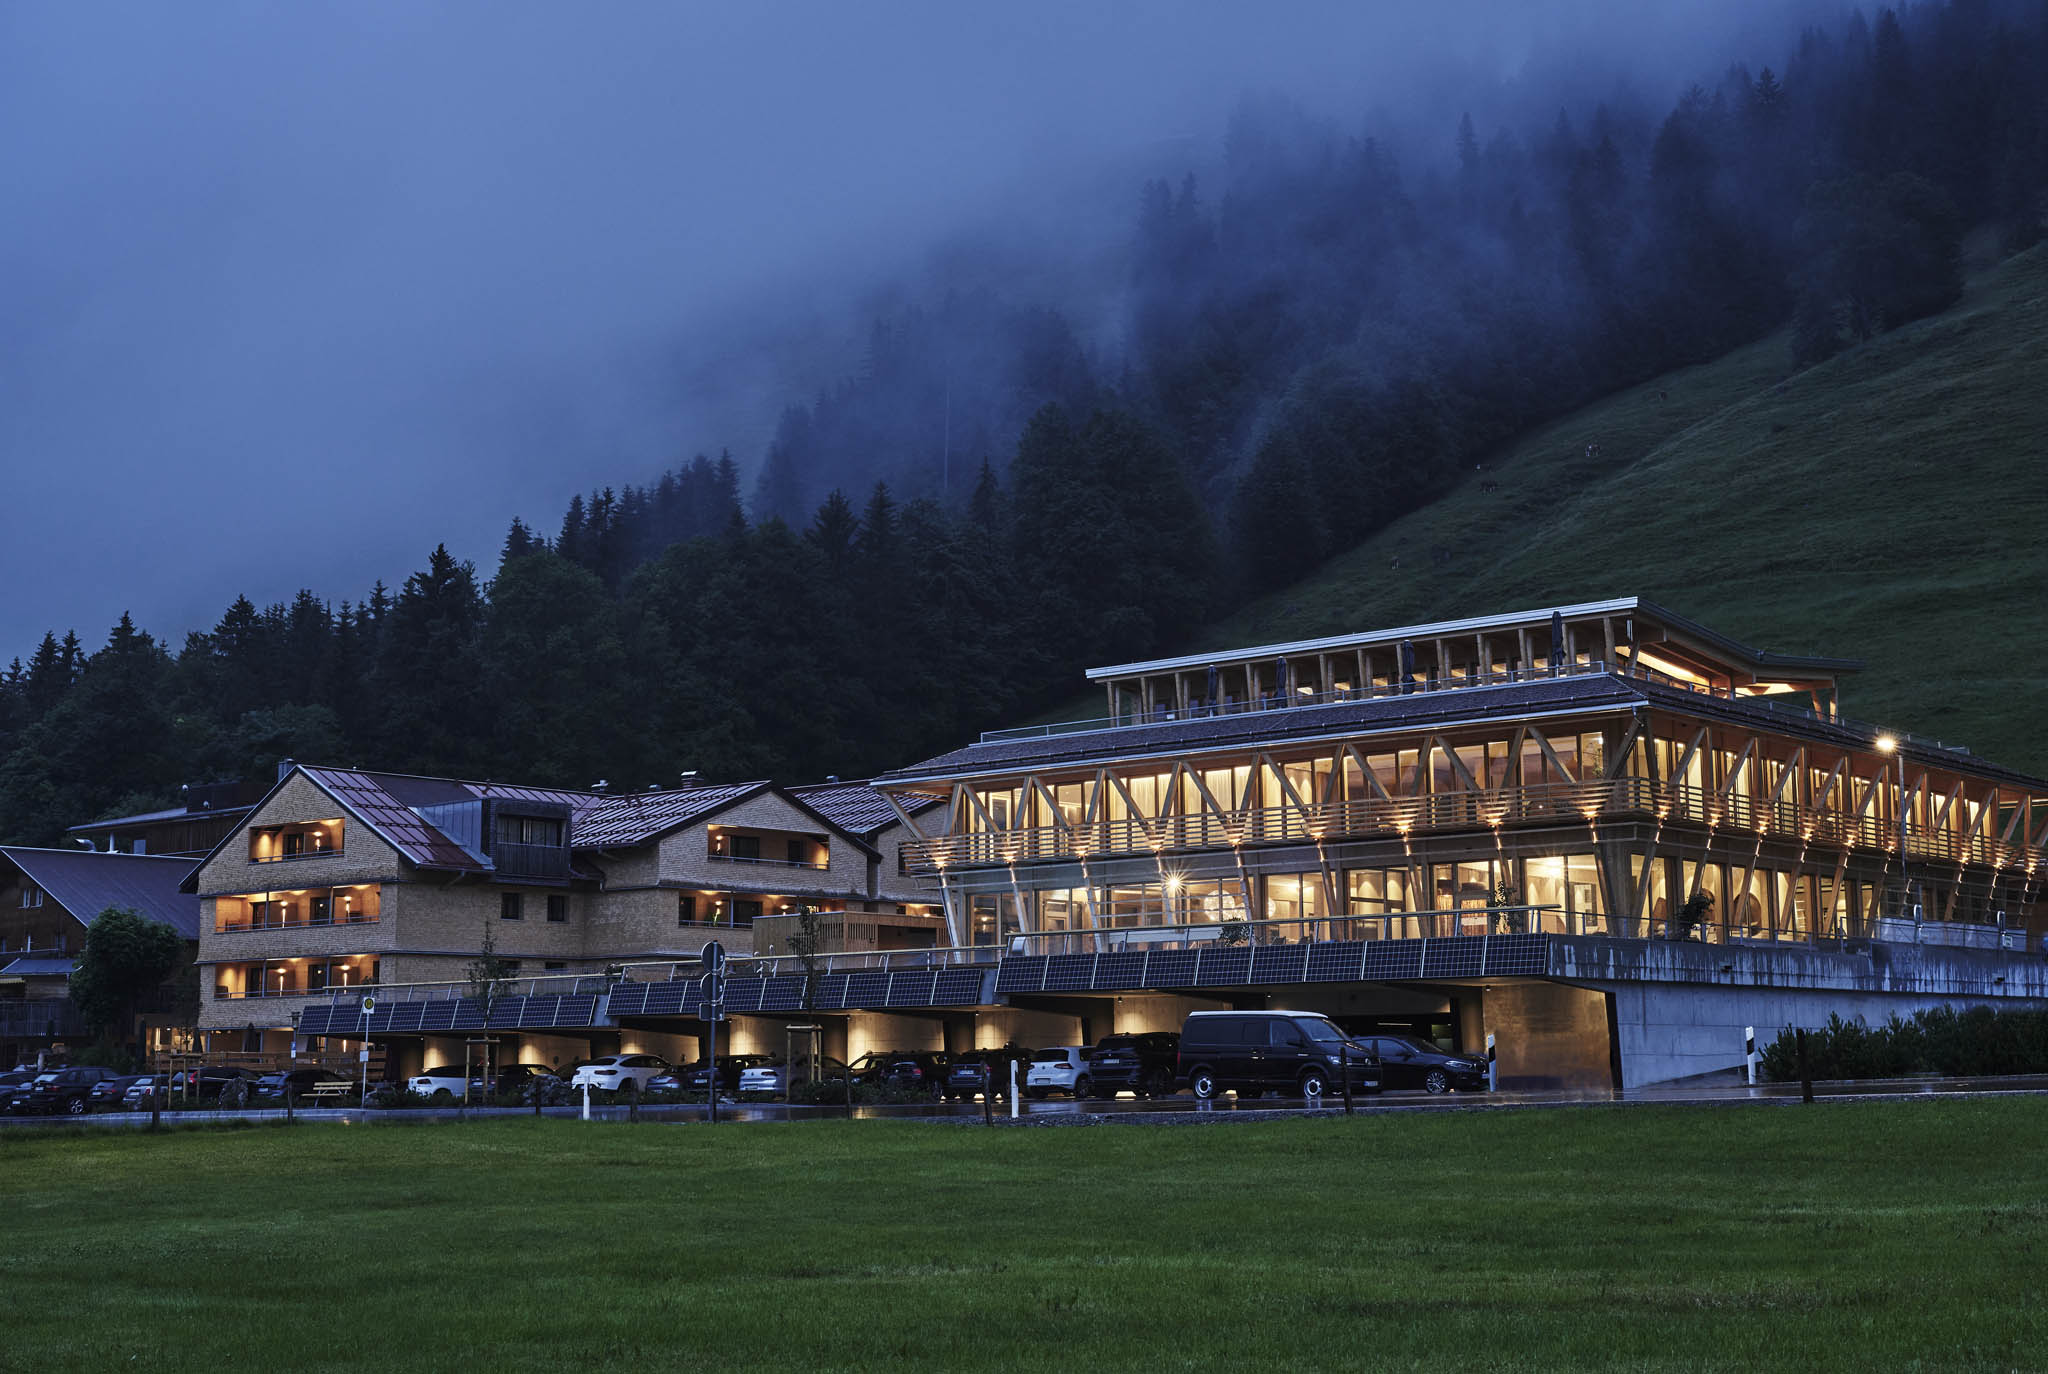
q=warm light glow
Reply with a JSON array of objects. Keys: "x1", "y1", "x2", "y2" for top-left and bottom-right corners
[{"x1": 1875, "y1": 735, "x2": 1898, "y2": 754}]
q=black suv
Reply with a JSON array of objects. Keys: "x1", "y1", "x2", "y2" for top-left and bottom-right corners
[
  {"x1": 1089, "y1": 1032, "x2": 1181, "y2": 1098},
  {"x1": 9, "y1": 1065, "x2": 119, "y2": 1115},
  {"x1": 944, "y1": 1048, "x2": 1032, "y2": 1102},
  {"x1": 1364, "y1": 1035, "x2": 1489, "y2": 1093},
  {"x1": 1176, "y1": 1011, "x2": 1381, "y2": 1101}
]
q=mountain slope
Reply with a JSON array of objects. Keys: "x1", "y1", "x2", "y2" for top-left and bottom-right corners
[{"x1": 1181, "y1": 244, "x2": 2048, "y2": 773}]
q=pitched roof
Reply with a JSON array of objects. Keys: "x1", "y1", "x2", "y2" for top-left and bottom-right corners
[
  {"x1": 788, "y1": 780, "x2": 944, "y2": 837},
  {"x1": 0, "y1": 956, "x2": 77, "y2": 979},
  {"x1": 572, "y1": 782, "x2": 771, "y2": 847},
  {"x1": 0, "y1": 848, "x2": 201, "y2": 939}
]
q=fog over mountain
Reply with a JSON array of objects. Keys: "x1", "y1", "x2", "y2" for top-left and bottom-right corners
[{"x1": 0, "y1": 1, "x2": 1830, "y2": 655}]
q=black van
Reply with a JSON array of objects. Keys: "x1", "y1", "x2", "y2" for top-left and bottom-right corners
[{"x1": 1176, "y1": 1011, "x2": 1381, "y2": 1100}]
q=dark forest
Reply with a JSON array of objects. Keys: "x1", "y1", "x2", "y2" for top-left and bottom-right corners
[{"x1": 4, "y1": 0, "x2": 2044, "y2": 843}]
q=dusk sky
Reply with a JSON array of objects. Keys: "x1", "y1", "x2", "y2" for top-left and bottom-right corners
[{"x1": 0, "y1": 2, "x2": 1805, "y2": 658}]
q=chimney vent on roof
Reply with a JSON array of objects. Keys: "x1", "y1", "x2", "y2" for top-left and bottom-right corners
[
  {"x1": 592, "y1": 779, "x2": 609, "y2": 793},
  {"x1": 826, "y1": 775, "x2": 840, "y2": 784},
  {"x1": 277, "y1": 758, "x2": 296, "y2": 783}
]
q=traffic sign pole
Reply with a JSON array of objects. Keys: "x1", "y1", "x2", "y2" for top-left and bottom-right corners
[
  {"x1": 360, "y1": 994, "x2": 377, "y2": 1103},
  {"x1": 702, "y1": 942, "x2": 724, "y2": 1126}
]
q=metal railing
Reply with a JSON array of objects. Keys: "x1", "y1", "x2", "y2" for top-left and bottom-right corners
[
  {"x1": 213, "y1": 913, "x2": 380, "y2": 934},
  {"x1": 904, "y1": 776, "x2": 2032, "y2": 875},
  {"x1": 1008, "y1": 906, "x2": 1574, "y2": 955},
  {"x1": 707, "y1": 853, "x2": 830, "y2": 871}
]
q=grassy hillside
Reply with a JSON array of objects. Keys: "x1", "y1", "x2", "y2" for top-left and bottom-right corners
[{"x1": 1181, "y1": 244, "x2": 2048, "y2": 774}]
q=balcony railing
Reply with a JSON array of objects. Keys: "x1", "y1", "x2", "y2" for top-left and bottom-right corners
[
  {"x1": 251, "y1": 847, "x2": 343, "y2": 864},
  {"x1": 0, "y1": 998, "x2": 89, "y2": 1037},
  {"x1": 214, "y1": 912, "x2": 380, "y2": 934},
  {"x1": 903, "y1": 778, "x2": 2032, "y2": 875},
  {"x1": 492, "y1": 841, "x2": 570, "y2": 879},
  {"x1": 707, "y1": 853, "x2": 829, "y2": 870}
]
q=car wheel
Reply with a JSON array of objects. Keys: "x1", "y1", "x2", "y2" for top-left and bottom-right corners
[
  {"x1": 1146, "y1": 1067, "x2": 1175, "y2": 1097},
  {"x1": 431, "y1": 1088, "x2": 453, "y2": 1103},
  {"x1": 65, "y1": 1096, "x2": 88, "y2": 1115},
  {"x1": 1025, "y1": 1087, "x2": 1046, "y2": 1100},
  {"x1": 1298, "y1": 1068, "x2": 1328, "y2": 1099},
  {"x1": 1424, "y1": 1069, "x2": 1451, "y2": 1095},
  {"x1": 1071, "y1": 1075, "x2": 1091, "y2": 1100},
  {"x1": 1188, "y1": 1069, "x2": 1218, "y2": 1101}
]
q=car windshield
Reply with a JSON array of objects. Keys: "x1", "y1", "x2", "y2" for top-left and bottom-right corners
[
  {"x1": 1387, "y1": 1036, "x2": 1440, "y2": 1054},
  {"x1": 1293, "y1": 1016, "x2": 1351, "y2": 1045},
  {"x1": 1030, "y1": 1050, "x2": 1071, "y2": 1064}
]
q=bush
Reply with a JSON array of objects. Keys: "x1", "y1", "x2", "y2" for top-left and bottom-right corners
[
  {"x1": 362, "y1": 1082, "x2": 427, "y2": 1110},
  {"x1": 1760, "y1": 1006, "x2": 2048, "y2": 1081}
]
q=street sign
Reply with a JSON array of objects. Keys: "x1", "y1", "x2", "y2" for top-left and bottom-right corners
[
  {"x1": 697, "y1": 1002, "x2": 726, "y2": 1022},
  {"x1": 361, "y1": 995, "x2": 376, "y2": 1014},
  {"x1": 700, "y1": 940, "x2": 727, "y2": 975}
]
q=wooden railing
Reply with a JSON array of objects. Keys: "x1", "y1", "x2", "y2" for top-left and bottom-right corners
[{"x1": 902, "y1": 778, "x2": 2032, "y2": 873}]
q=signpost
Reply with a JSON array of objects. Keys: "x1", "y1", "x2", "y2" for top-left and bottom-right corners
[
  {"x1": 1745, "y1": 1025, "x2": 1757, "y2": 1086},
  {"x1": 702, "y1": 941, "x2": 726, "y2": 1125},
  {"x1": 360, "y1": 995, "x2": 376, "y2": 1102},
  {"x1": 1485, "y1": 1033, "x2": 1498, "y2": 1093}
]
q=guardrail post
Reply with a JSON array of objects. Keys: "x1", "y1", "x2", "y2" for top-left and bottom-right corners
[
  {"x1": 1340, "y1": 1044, "x2": 1353, "y2": 1115},
  {"x1": 1796, "y1": 1028, "x2": 1813, "y2": 1103},
  {"x1": 1745, "y1": 1026, "x2": 1757, "y2": 1086}
]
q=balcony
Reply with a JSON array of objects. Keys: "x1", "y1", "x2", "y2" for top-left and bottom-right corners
[
  {"x1": 213, "y1": 886, "x2": 382, "y2": 934},
  {"x1": 492, "y1": 840, "x2": 570, "y2": 879},
  {"x1": 902, "y1": 778, "x2": 2028, "y2": 874},
  {"x1": 705, "y1": 852, "x2": 829, "y2": 871}
]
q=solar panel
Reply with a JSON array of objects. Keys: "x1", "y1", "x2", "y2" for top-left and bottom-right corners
[
  {"x1": 1043, "y1": 954, "x2": 1096, "y2": 992},
  {"x1": 1250, "y1": 945, "x2": 1310, "y2": 985},
  {"x1": 1093, "y1": 952, "x2": 1146, "y2": 991},
  {"x1": 934, "y1": 968, "x2": 987, "y2": 1005},
  {"x1": 1195, "y1": 947, "x2": 1251, "y2": 986},
  {"x1": 553, "y1": 995, "x2": 597, "y2": 1027},
  {"x1": 994, "y1": 957, "x2": 1047, "y2": 994},
  {"x1": 642, "y1": 981, "x2": 691, "y2": 1017},
  {"x1": 1422, "y1": 938, "x2": 1484, "y2": 979},
  {"x1": 418, "y1": 1001, "x2": 458, "y2": 1031},
  {"x1": 1483, "y1": 933, "x2": 1550, "y2": 976},
  {"x1": 605, "y1": 983, "x2": 648, "y2": 1017},
  {"x1": 1306, "y1": 941, "x2": 1367, "y2": 982},
  {"x1": 297, "y1": 1007, "x2": 332, "y2": 1035},
  {"x1": 814, "y1": 973, "x2": 850, "y2": 1011},
  {"x1": 386, "y1": 1003, "x2": 425, "y2": 1033},
  {"x1": 517, "y1": 996, "x2": 559, "y2": 1027},
  {"x1": 886, "y1": 970, "x2": 937, "y2": 1007},
  {"x1": 759, "y1": 977, "x2": 806, "y2": 1012},
  {"x1": 1361, "y1": 941, "x2": 1423, "y2": 980},
  {"x1": 487, "y1": 997, "x2": 527, "y2": 1028},
  {"x1": 1143, "y1": 950, "x2": 1198, "y2": 987},
  {"x1": 450, "y1": 1000, "x2": 487, "y2": 1031},
  {"x1": 844, "y1": 971, "x2": 890, "y2": 1008},
  {"x1": 723, "y1": 977, "x2": 766, "y2": 1013}
]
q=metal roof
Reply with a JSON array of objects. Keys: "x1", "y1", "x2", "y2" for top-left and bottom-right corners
[
  {"x1": 0, "y1": 956, "x2": 77, "y2": 979},
  {"x1": 0, "y1": 848, "x2": 202, "y2": 939},
  {"x1": 1085, "y1": 597, "x2": 1862, "y2": 681},
  {"x1": 299, "y1": 768, "x2": 490, "y2": 872},
  {"x1": 572, "y1": 782, "x2": 771, "y2": 847},
  {"x1": 788, "y1": 781, "x2": 943, "y2": 836},
  {"x1": 65, "y1": 803, "x2": 252, "y2": 832}
]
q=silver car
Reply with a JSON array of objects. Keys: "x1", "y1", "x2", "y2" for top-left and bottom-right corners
[{"x1": 737, "y1": 1057, "x2": 846, "y2": 1096}]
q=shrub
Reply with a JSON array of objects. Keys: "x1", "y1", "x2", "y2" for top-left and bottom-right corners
[{"x1": 1760, "y1": 1006, "x2": 2048, "y2": 1081}]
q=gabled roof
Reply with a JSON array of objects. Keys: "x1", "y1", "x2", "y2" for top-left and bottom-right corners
[
  {"x1": 0, "y1": 956, "x2": 77, "y2": 979},
  {"x1": 788, "y1": 780, "x2": 944, "y2": 837},
  {"x1": 572, "y1": 782, "x2": 772, "y2": 847},
  {"x1": 0, "y1": 848, "x2": 201, "y2": 939}
]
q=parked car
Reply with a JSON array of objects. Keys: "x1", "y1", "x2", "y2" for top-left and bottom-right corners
[
  {"x1": 491, "y1": 1064, "x2": 561, "y2": 1095},
  {"x1": 254, "y1": 1068, "x2": 356, "y2": 1102},
  {"x1": 666, "y1": 1054, "x2": 774, "y2": 1093},
  {"x1": 0, "y1": 1067, "x2": 44, "y2": 1112},
  {"x1": 1088, "y1": 1032, "x2": 1181, "y2": 1098},
  {"x1": 944, "y1": 1048, "x2": 1034, "y2": 1102},
  {"x1": 1175, "y1": 1011, "x2": 1381, "y2": 1101},
  {"x1": 570, "y1": 1053, "x2": 671, "y2": 1094},
  {"x1": 407, "y1": 1064, "x2": 480, "y2": 1100},
  {"x1": 863, "y1": 1052, "x2": 952, "y2": 1099},
  {"x1": 8, "y1": 1065, "x2": 120, "y2": 1115},
  {"x1": 737, "y1": 1057, "x2": 846, "y2": 1096},
  {"x1": 90, "y1": 1074, "x2": 152, "y2": 1110},
  {"x1": 1365, "y1": 1034, "x2": 1489, "y2": 1094},
  {"x1": 122, "y1": 1074, "x2": 174, "y2": 1109},
  {"x1": 1024, "y1": 1046, "x2": 1096, "y2": 1100}
]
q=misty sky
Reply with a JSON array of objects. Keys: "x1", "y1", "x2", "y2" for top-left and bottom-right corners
[{"x1": 0, "y1": 2, "x2": 1809, "y2": 658}]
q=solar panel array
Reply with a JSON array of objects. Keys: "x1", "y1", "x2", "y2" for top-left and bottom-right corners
[{"x1": 293, "y1": 937, "x2": 1553, "y2": 1040}]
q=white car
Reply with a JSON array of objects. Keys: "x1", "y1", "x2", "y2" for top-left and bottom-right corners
[
  {"x1": 571, "y1": 1054, "x2": 669, "y2": 1093},
  {"x1": 737, "y1": 1057, "x2": 846, "y2": 1096},
  {"x1": 408, "y1": 1064, "x2": 480, "y2": 1100},
  {"x1": 1025, "y1": 1046, "x2": 1095, "y2": 1100}
]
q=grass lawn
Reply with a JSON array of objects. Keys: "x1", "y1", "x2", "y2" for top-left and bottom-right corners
[{"x1": 2, "y1": 1101, "x2": 2044, "y2": 1371}]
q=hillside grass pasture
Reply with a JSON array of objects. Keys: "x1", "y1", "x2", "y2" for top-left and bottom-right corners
[
  {"x1": 1187, "y1": 245, "x2": 2048, "y2": 774},
  {"x1": 2, "y1": 1100, "x2": 2043, "y2": 1370}
]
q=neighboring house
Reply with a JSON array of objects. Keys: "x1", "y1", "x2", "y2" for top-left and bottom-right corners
[
  {"x1": 66, "y1": 779, "x2": 265, "y2": 858},
  {"x1": 185, "y1": 762, "x2": 943, "y2": 1058},
  {"x1": 0, "y1": 847, "x2": 202, "y2": 1065}
]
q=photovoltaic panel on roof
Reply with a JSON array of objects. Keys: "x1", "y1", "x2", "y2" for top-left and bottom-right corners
[
  {"x1": 1196, "y1": 947, "x2": 1251, "y2": 986},
  {"x1": 1362, "y1": 941, "x2": 1423, "y2": 980},
  {"x1": 1422, "y1": 938, "x2": 1484, "y2": 979},
  {"x1": 760, "y1": 978, "x2": 806, "y2": 1012},
  {"x1": 1043, "y1": 954, "x2": 1096, "y2": 992},
  {"x1": 605, "y1": 983, "x2": 648, "y2": 1017},
  {"x1": 934, "y1": 968, "x2": 986, "y2": 1005},
  {"x1": 814, "y1": 973, "x2": 850, "y2": 1010},
  {"x1": 1306, "y1": 942, "x2": 1367, "y2": 981},
  {"x1": 1250, "y1": 945, "x2": 1310, "y2": 985},
  {"x1": 387, "y1": 1003, "x2": 426, "y2": 1033},
  {"x1": 1142, "y1": 951, "x2": 1197, "y2": 987},
  {"x1": 643, "y1": 981, "x2": 691, "y2": 1017},
  {"x1": 994, "y1": 957, "x2": 1046, "y2": 994},
  {"x1": 297, "y1": 1006, "x2": 332, "y2": 1035},
  {"x1": 451, "y1": 1000, "x2": 487, "y2": 1031},
  {"x1": 486, "y1": 997, "x2": 526, "y2": 1028},
  {"x1": 554, "y1": 996, "x2": 598, "y2": 1027},
  {"x1": 886, "y1": 970, "x2": 937, "y2": 1006},
  {"x1": 1093, "y1": 952, "x2": 1146, "y2": 989},
  {"x1": 844, "y1": 972, "x2": 889, "y2": 1008},
  {"x1": 724, "y1": 977, "x2": 766, "y2": 1013},
  {"x1": 1483, "y1": 934, "x2": 1549, "y2": 976},
  {"x1": 418, "y1": 1002, "x2": 458, "y2": 1031}
]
